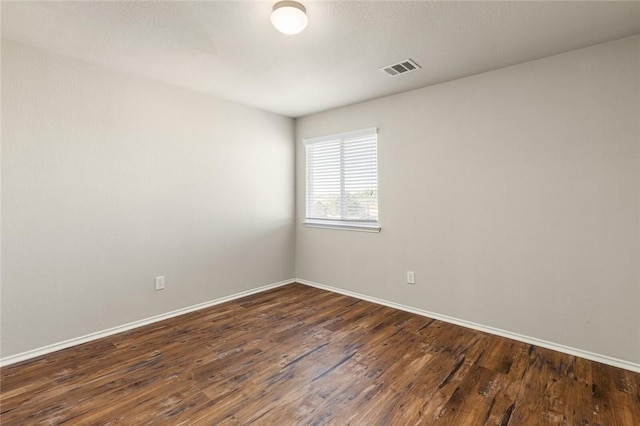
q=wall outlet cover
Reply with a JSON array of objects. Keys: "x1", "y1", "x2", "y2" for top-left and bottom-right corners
[
  {"x1": 407, "y1": 271, "x2": 415, "y2": 285},
  {"x1": 155, "y1": 276, "x2": 165, "y2": 291}
]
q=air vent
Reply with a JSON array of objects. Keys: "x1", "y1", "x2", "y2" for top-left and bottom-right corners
[{"x1": 379, "y1": 58, "x2": 421, "y2": 77}]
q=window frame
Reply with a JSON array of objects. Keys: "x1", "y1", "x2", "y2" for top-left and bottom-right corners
[{"x1": 303, "y1": 127, "x2": 381, "y2": 233}]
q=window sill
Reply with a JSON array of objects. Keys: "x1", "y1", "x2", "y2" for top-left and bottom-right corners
[{"x1": 303, "y1": 220, "x2": 381, "y2": 233}]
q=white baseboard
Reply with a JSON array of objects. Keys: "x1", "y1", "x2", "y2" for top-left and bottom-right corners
[
  {"x1": 0, "y1": 279, "x2": 295, "y2": 368},
  {"x1": 4, "y1": 278, "x2": 638, "y2": 373},
  {"x1": 297, "y1": 279, "x2": 640, "y2": 373}
]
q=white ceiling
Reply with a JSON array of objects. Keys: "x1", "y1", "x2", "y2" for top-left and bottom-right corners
[{"x1": 3, "y1": 1, "x2": 640, "y2": 118}]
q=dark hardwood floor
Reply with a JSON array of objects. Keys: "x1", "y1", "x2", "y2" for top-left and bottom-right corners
[{"x1": 1, "y1": 283, "x2": 639, "y2": 425}]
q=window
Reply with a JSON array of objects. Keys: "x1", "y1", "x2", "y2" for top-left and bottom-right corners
[{"x1": 304, "y1": 127, "x2": 380, "y2": 232}]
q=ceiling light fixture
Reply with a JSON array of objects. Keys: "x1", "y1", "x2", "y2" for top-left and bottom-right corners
[{"x1": 271, "y1": 1, "x2": 307, "y2": 35}]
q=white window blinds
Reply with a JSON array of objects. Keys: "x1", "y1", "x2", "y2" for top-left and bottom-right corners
[{"x1": 304, "y1": 128, "x2": 379, "y2": 231}]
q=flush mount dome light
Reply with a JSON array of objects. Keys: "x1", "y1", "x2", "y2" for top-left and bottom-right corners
[{"x1": 271, "y1": 1, "x2": 307, "y2": 35}]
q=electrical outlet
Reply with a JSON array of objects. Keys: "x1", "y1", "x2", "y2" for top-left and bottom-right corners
[
  {"x1": 155, "y1": 276, "x2": 165, "y2": 291},
  {"x1": 407, "y1": 271, "x2": 415, "y2": 285}
]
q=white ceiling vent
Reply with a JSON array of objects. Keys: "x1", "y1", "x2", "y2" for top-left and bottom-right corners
[{"x1": 379, "y1": 58, "x2": 421, "y2": 77}]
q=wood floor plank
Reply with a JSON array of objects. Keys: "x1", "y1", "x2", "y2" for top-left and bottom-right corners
[{"x1": 1, "y1": 283, "x2": 638, "y2": 425}]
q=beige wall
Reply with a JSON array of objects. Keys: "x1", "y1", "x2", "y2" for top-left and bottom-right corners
[
  {"x1": 3, "y1": 35, "x2": 639, "y2": 365},
  {"x1": 296, "y1": 36, "x2": 640, "y2": 364},
  {"x1": 1, "y1": 40, "x2": 295, "y2": 357}
]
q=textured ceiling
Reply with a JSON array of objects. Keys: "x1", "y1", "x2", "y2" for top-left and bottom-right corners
[{"x1": 2, "y1": 1, "x2": 640, "y2": 117}]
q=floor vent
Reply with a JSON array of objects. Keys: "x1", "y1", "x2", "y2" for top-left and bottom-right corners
[{"x1": 379, "y1": 58, "x2": 421, "y2": 77}]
